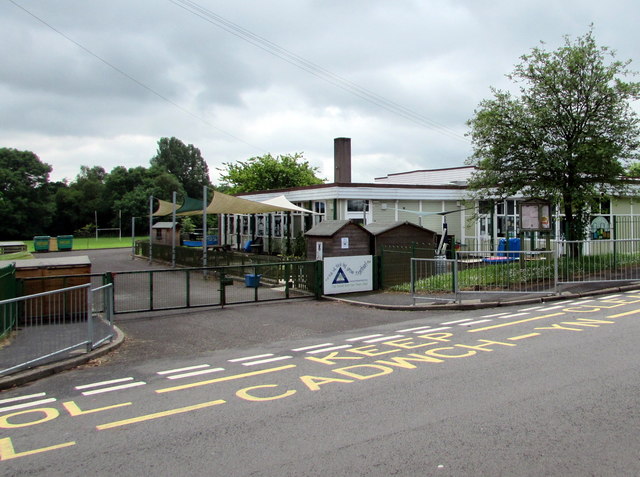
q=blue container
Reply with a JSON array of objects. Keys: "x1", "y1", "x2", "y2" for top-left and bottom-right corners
[{"x1": 244, "y1": 274, "x2": 262, "y2": 287}]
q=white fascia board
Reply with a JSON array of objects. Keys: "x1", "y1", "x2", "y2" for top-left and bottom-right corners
[{"x1": 238, "y1": 186, "x2": 469, "y2": 203}]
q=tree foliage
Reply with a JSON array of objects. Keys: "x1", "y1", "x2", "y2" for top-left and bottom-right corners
[
  {"x1": 466, "y1": 29, "x2": 640, "y2": 240},
  {"x1": 0, "y1": 148, "x2": 54, "y2": 238},
  {"x1": 150, "y1": 137, "x2": 211, "y2": 197},
  {"x1": 217, "y1": 153, "x2": 325, "y2": 194}
]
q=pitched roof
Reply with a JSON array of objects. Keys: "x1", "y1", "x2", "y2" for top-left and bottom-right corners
[
  {"x1": 364, "y1": 221, "x2": 436, "y2": 235},
  {"x1": 305, "y1": 220, "x2": 372, "y2": 237}
]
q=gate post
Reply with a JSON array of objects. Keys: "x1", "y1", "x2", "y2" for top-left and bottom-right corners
[{"x1": 314, "y1": 261, "x2": 323, "y2": 299}]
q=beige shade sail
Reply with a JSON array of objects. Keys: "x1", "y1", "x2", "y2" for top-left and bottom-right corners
[
  {"x1": 260, "y1": 195, "x2": 315, "y2": 214},
  {"x1": 176, "y1": 190, "x2": 296, "y2": 216},
  {"x1": 153, "y1": 191, "x2": 314, "y2": 216},
  {"x1": 152, "y1": 199, "x2": 177, "y2": 217}
]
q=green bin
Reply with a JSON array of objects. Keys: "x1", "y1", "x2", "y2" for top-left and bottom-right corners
[
  {"x1": 33, "y1": 236, "x2": 50, "y2": 252},
  {"x1": 57, "y1": 235, "x2": 73, "y2": 251}
]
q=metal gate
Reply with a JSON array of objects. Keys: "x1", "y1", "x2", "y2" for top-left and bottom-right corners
[
  {"x1": 410, "y1": 257, "x2": 457, "y2": 304},
  {"x1": 109, "y1": 261, "x2": 320, "y2": 314}
]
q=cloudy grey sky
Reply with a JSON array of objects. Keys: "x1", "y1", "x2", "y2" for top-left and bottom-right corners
[{"x1": 2, "y1": 0, "x2": 638, "y2": 185}]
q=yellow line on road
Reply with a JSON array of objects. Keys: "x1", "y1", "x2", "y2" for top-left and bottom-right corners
[
  {"x1": 96, "y1": 399, "x2": 225, "y2": 430},
  {"x1": 508, "y1": 333, "x2": 541, "y2": 340},
  {"x1": 156, "y1": 364, "x2": 297, "y2": 394},
  {"x1": 467, "y1": 313, "x2": 565, "y2": 333},
  {"x1": 608, "y1": 308, "x2": 640, "y2": 319}
]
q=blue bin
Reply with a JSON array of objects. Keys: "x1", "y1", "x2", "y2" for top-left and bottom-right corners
[{"x1": 244, "y1": 274, "x2": 262, "y2": 287}]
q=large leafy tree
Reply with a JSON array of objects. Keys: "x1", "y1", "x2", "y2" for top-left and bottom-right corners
[
  {"x1": 217, "y1": 153, "x2": 325, "y2": 194},
  {"x1": 150, "y1": 137, "x2": 211, "y2": 198},
  {"x1": 0, "y1": 148, "x2": 54, "y2": 238},
  {"x1": 104, "y1": 165, "x2": 183, "y2": 232},
  {"x1": 466, "y1": 29, "x2": 640, "y2": 241}
]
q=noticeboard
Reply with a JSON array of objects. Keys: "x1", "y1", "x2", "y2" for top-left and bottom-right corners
[{"x1": 519, "y1": 200, "x2": 551, "y2": 231}]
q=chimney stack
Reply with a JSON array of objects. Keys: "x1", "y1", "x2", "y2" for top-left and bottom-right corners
[{"x1": 334, "y1": 137, "x2": 351, "y2": 183}]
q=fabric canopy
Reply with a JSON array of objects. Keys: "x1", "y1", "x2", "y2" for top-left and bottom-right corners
[
  {"x1": 176, "y1": 196, "x2": 206, "y2": 215},
  {"x1": 152, "y1": 199, "x2": 176, "y2": 217},
  {"x1": 260, "y1": 195, "x2": 315, "y2": 214},
  {"x1": 152, "y1": 191, "x2": 314, "y2": 216}
]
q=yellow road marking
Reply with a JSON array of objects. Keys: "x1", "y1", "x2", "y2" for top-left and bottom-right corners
[
  {"x1": 156, "y1": 364, "x2": 297, "y2": 394},
  {"x1": 0, "y1": 437, "x2": 75, "y2": 460},
  {"x1": 467, "y1": 313, "x2": 565, "y2": 333},
  {"x1": 96, "y1": 399, "x2": 225, "y2": 430},
  {"x1": 608, "y1": 308, "x2": 640, "y2": 319},
  {"x1": 63, "y1": 400, "x2": 132, "y2": 416},
  {"x1": 508, "y1": 333, "x2": 541, "y2": 340}
]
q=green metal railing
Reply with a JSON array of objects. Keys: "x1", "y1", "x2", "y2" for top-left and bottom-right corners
[
  {"x1": 0, "y1": 263, "x2": 17, "y2": 337},
  {"x1": 108, "y1": 261, "x2": 320, "y2": 314}
]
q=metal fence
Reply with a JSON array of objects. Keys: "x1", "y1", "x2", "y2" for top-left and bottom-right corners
[
  {"x1": 408, "y1": 238, "x2": 640, "y2": 302},
  {"x1": 0, "y1": 263, "x2": 17, "y2": 337},
  {"x1": 456, "y1": 250, "x2": 556, "y2": 296},
  {"x1": 0, "y1": 283, "x2": 114, "y2": 376},
  {"x1": 109, "y1": 261, "x2": 320, "y2": 314},
  {"x1": 558, "y1": 239, "x2": 640, "y2": 283},
  {"x1": 410, "y1": 257, "x2": 457, "y2": 304},
  {"x1": 380, "y1": 245, "x2": 436, "y2": 288}
]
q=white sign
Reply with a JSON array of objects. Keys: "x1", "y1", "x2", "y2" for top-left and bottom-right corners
[
  {"x1": 323, "y1": 255, "x2": 373, "y2": 295},
  {"x1": 341, "y1": 237, "x2": 349, "y2": 249},
  {"x1": 315, "y1": 241, "x2": 323, "y2": 261}
]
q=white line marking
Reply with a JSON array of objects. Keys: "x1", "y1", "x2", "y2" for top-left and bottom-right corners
[
  {"x1": 242, "y1": 356, "x2": 293, "y2": 366},
  {"x1": 307, "y1": 345, "x2": 353, "y2": 354},
  {"x1": 519, "y1": 306, "x2": 543, "y2": 311},
  {"x1": 499, "y1": 312, "x2": 530, "y2": 319},
  {"x1": 75, "y1": 377, "x2": 134, "y2": 390},
  {"x1": 538, "y1": 305, "x2": 565, "y2": 311},
  {"x1": 441, "y1": 318, "x2": 473, "y2": 325},
  {"x1": 345, "y1": 334, "x2": 383, "y2": 342},
  {"x1": 364, "y1": 335, "x2": 404, "y2": 343},
  {"x1": 167, "y1": 368, "x2": 225, "y2": 379},
  {"x1": 81, "y1": 382, "x2": 146, "y2": 396},
  {"x1": 396, "y1": 325, "x2": 432, "y2": 332},
  {"x1": 291, "y1": 343, "x2": 333, "y2": 351},
  {"x1": 480, "y1": 312, "x2": 508, "y2": 318},
  {"x1": 460, "y1": 319, "x2": 492, "y2": 326},
  {"x1": 228, "y1": 354, "x2": 273, "y2": 363},
  {"x1": 0, "y1": 392, "x2": 46, "y2": 405},
  {"x1": 415, "y1": 326, "x2": 451, "y2": 333},
  {"x1": 601, "y1": 294, "x2": 622, "y2": 299},
  {"x1": 157, "y1": 364, "x2": 210, "y2": 375},
  {"x1": 0, "y1": 398, "x2": 57, "y2": 414}
]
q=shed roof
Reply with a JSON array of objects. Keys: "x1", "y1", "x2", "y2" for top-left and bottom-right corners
[
  {"x1": 152, "y1": 221, "x2": 180, "y2": 229},
  {"x1": 364, "y1": 221, "x2": 436, "y2": 236},
  {"x1": 305, "y1": 220, "x2": 371, "y2": 237}
]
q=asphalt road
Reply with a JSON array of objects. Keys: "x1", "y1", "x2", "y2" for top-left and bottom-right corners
[{"x1": 1, "y1": 291, "x2": 639, "y2": 476}]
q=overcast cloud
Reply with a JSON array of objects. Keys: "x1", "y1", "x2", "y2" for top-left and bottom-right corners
[{"x1": 2, "y1": 0, "x2": 639, "y2": 185}]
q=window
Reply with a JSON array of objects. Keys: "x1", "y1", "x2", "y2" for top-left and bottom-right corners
[{"x1": 347, "y1": 199, "x2": 369, "y2": 212}]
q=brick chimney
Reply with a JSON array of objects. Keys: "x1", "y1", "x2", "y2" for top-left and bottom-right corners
[{"x1": 334, "y1": 137, "x2": 351, "y2": 183}]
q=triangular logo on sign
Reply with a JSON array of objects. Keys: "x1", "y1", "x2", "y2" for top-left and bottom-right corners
[{"x1": 332, "y1": 267, "x2": 349, "y2": 284}]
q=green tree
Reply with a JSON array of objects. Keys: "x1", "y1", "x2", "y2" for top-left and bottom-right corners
[
  {"x1": 0, "y1": 148, "x2": 54, "y2": 238},
  {"x1": 217, "y1": 153, "x2": 325, "y2": 194},
  {"x1": 52, "y1": 165, "x2": 109, "y2": 235},
  {"x1": 103, "y1": 165, "x2": 183, "y2": 233},
  {"x1": 466, "y1": 29, "x2": 640, "y2": 242},
  {"x1": 150, "y1": 137, "x2": 211, "y2": 197},
  {"x1": 627, "y1": 161, "x2": 640, "y2": 177}
]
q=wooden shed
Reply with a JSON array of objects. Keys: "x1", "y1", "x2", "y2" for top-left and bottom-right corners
[
  {"x1": 14, "y1": 256, "x2": 92, "y2": 321},
  {"x1": 152, "y1": 221, "x2": 182, "y2": 246},
  {"x1": 364, "y1": 221, "x2": 438, "y2": 255},
  {"x1": 15, "y1": 255, "x2": 92, "y2": 295},
  {"x1": 305, "y1": 220, "x2": 373, "y2": 260}
]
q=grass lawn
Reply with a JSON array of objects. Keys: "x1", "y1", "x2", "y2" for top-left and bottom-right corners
[{"x1": 10, "y1": 236, "x2": 149, "y2": 253}]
